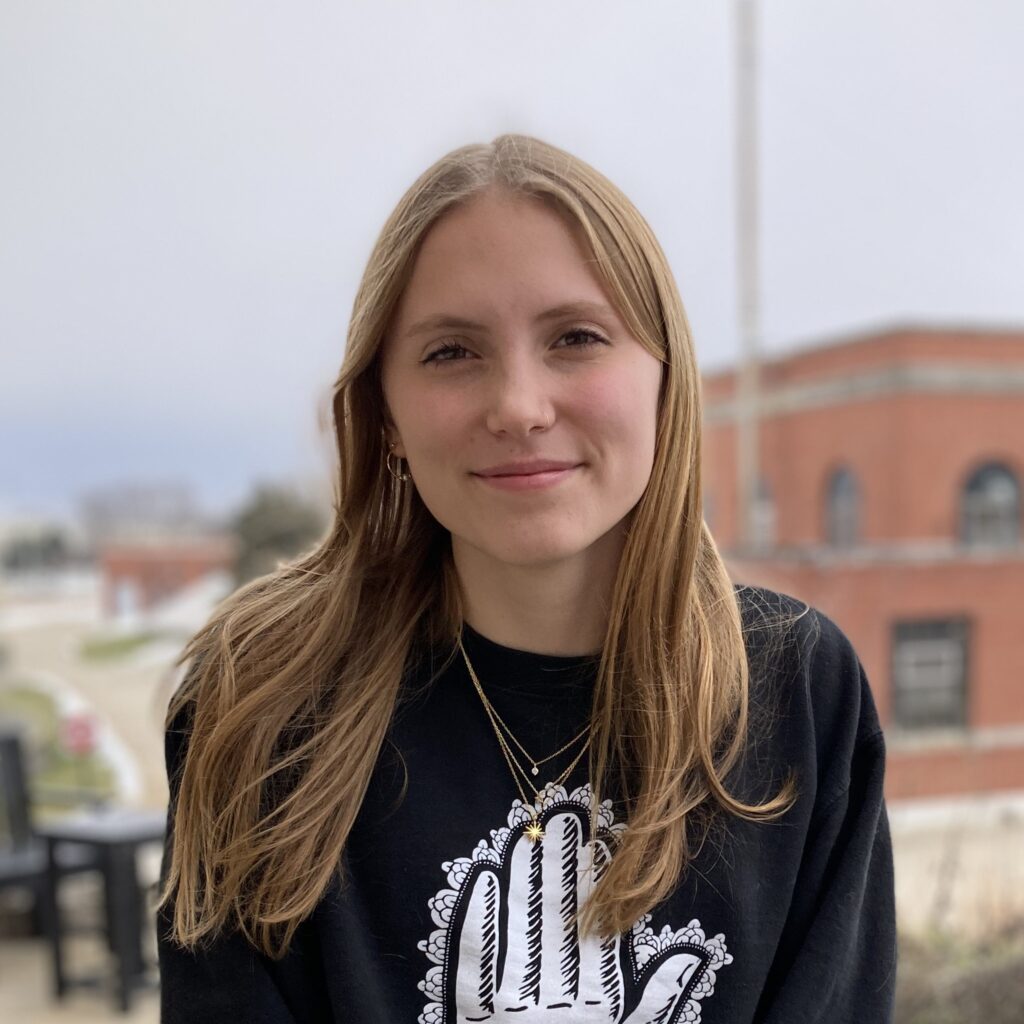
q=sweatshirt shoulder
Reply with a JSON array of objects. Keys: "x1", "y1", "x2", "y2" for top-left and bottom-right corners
[{"x1": 735, "y1": 583, "x2": 884, "y2": 806}]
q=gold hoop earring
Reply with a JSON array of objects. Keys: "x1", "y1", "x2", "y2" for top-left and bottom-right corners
[{"x1": 385, "y1": 443, "x2": 410, "y2": 482}]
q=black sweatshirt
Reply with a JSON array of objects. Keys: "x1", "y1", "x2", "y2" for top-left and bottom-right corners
[{"x1": 157, "y1": 585, "x2": 896, "y2": 1023}]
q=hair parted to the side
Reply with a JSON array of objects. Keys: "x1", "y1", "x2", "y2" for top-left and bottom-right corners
[{"x1": 157, "y1": 133, "x2": 797, "y2": 959}]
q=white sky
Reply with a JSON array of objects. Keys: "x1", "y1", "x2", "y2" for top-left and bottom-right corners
[{"x1": 2, "y1": 1, "x2": 1022, "y2": 521}]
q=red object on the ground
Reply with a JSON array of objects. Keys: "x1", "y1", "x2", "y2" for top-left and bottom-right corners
[{"x1": 62, "y1": 712, "x2": 97, "y2": 756}]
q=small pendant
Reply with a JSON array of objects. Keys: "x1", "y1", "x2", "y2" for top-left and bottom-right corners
[
  {"x1": 531, "y1": 765, "x2": 539, "y2": 776},
  {"x1": 525, "y1": 817, "x2": 545, "y2": 844}
]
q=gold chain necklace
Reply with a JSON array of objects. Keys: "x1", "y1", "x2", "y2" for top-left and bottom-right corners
[
  {"x1": 460, "y1": 642, "x2": 591, "y2": 781},
  {"x1": 467, "y1": 662, "x2": 590, "y2": 777},
  {"x1": 460, "y1": 640, "x2": 592, "y2": 843}
]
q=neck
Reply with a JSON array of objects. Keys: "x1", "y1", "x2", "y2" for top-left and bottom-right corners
[{"x1": 451, "y1": 526, "x2": 625, "y2": 656}]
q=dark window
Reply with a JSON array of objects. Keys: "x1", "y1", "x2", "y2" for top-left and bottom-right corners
[
  {"x1": 891, "y1": 619, "x2": 969, "y2": 730},
  {"x1": 825, "y1": 466, "x2": 861, "y2": 547},
  {"x1": 961, "y1": 463, "x2": 1020, "y2": 547}
]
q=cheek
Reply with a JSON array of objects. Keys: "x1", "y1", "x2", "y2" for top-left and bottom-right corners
[
  {"x1": 391, "y1": 394, "x2": 462, "y2": 517},
  {"x1": 575, "y1": 366, "x2": 661, "y2": 457},
  {"x1": 390, "y1": 382, "x2": 465, "y2": 454},
  {"x1": 420, "y1": 401, "x2": 472, "y2": 456}
]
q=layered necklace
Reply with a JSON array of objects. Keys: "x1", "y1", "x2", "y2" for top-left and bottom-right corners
[{"x1": 459, "y1": 639, "x2": 592, "y2": 844}]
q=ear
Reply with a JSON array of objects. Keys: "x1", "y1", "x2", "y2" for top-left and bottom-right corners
[
  {"x1": 379, "y1": 368, "x2": 407, "y2": 459},
  {"x1": 382, "y1": 423, "x2": 407, "y2": 460}
]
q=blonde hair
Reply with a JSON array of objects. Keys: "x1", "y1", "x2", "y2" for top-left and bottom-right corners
[{"x1": 158, "y1": 134, "x2": 794, "y2": 958}]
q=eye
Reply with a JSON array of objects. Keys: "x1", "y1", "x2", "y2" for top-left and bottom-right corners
[
  {"x1": 422, "y1": 340, "x2": 471, "y2": 365},
  {"x1": 555, "y1": 327, "x2": 608, "y2": 349}
]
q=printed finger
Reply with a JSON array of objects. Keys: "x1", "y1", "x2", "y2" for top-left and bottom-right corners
[
  {"x1": 454, "y1": 868, "x2": 501, "y2": 1019},
  {"x1": 623, "y1": 949, "x2": 704, "y2": 1024},
  {"x1": 538, "y1": 811, "x2": 586, "y2": 1007},
  {"x1": 576, "y1": 838, "x2": 624, "y2": 1018},
  {"x1": 496, "y1": 822, "x2": 545, "y2": 1008},
  {"x1": 574, "y1": 830, "x2": 606, "y2": 919}
]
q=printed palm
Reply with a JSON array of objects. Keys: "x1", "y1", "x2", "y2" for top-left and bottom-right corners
[{"x1": 418, "y1": 786, "x2": 732, "y2": 1024}]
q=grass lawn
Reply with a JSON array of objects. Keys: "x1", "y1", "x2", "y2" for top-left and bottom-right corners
[
  {"x1": 0, "y1": 683, "x2": 116, "y2": 814},
  {"x1": 79, "y1": 631, "x2": 161, "y2": 661}
]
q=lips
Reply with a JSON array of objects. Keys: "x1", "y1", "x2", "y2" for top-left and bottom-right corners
[{"x1": 474, "y1": 460, "x2": 580, "y2": 477}]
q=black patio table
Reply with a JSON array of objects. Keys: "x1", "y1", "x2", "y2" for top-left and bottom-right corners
[{"x1": 35, "y1": 806, "x2": 166, "y2": 1014}]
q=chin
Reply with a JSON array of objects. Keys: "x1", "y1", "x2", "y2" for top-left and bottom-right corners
[{"x1": 477, "y1": 533, "x2": 595, "y2": 569}]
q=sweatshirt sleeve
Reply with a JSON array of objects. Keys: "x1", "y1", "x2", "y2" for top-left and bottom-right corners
[
  {"x1": 156, "y1": 699, "x2": 303, "y2": 1024},
  {"x1": 753, "y1": 610, "x2": 897, "y2": 1023}
]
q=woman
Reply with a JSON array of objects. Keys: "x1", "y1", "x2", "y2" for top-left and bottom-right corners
[{"x1": 157, "y1": 134, "x2": 896, "y2": 1023}]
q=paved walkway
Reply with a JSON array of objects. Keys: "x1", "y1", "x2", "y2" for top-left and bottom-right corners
[{"x1": 0, "y1": 935, "x2": 159, "y2": 1024}]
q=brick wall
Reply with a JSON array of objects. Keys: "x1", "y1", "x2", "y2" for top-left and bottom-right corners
[
  {"x1": 703, "y1": 327, "x2": 1024, "y2": 800},
  {"x1": 99, "y1": 538, "x2": 236, "y2": 614}
]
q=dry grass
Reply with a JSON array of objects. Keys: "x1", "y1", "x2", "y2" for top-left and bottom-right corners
[{"x1": 896, "y1": 919, "x2": 1024, "y2": 1024}]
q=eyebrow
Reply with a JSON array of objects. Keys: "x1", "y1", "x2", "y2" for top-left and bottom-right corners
[{"x1": 403, "y1": 301, "x2": 619, "y2": 338}]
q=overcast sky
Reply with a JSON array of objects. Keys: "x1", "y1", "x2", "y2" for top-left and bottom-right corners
[{"x1": 2, "y1": 0, "x2": 1022, "y2": 522}]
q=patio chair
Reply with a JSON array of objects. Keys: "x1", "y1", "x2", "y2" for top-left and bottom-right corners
[{"x1": 0, "y1": 726, "x2": 99, "y2": 935}]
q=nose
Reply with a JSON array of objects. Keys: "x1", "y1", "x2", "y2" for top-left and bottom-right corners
[{"x1": 484, "y1": 356, "x2": 555, "y2": 439}]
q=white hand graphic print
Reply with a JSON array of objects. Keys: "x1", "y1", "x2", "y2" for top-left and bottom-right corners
[{"x1": 417, "y1": 785, "x2": 732, "y2": 1024}]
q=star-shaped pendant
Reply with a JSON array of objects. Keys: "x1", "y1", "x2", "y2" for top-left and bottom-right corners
[{"x1": 525, "y1": 818, "x2": 545, "y2": 844}]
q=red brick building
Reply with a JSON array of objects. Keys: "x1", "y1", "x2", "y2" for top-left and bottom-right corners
[
  {"x1": 99, "y1": 535, "x2": 236, "y2": 616},
  {"x1": 702, "y1": 326, "x2": 1024, "y2": 800}
]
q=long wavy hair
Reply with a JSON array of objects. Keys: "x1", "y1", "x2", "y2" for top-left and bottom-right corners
[{"x1": 157, "y1": 134, "x2": 795, "y2": 958}]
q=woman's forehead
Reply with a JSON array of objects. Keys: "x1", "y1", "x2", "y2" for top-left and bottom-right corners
[{"x1": 391, "y1": 192, "x2": 618, "y2": 336}]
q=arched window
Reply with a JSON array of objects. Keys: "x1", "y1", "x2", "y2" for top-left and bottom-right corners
[
  {"x1": 825, "y1": 466, "x2": 861, "y2": 548},
  {"x1": 961, "y1": 462, "x2": 1020, "y2": 546}
]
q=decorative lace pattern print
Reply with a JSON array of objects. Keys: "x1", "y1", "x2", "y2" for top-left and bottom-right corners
[{"x1": 417, "y1": 783, "x2": 732, "y2": 1023}]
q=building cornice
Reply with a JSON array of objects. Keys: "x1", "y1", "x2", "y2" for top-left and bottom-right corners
[
  {"x1": 705, "y1": 361, "x2": 1024, "y2": 423},
  {"x1": 725, "y1": 540, "x2": 1024, "y2": 568},
  {"x1": 888, "y1": 723, "x2": 1024, "y2": 756}
]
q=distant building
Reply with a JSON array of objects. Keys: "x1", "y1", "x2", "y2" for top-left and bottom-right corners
[
  {"x1": 74, "y1": 481, "x2": 234, "y2": 615},
  {"x1": 98, "y1": 535, "x2": 236, "y2": 617},
  {"x1": 703, "y1": 325, "x2": 1024, "y2": 801}
]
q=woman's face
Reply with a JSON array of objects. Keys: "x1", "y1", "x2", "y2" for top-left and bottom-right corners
[{"x1": 380, "y1": 189, "x2": 664, "y2": 573}]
